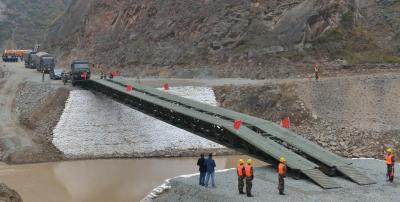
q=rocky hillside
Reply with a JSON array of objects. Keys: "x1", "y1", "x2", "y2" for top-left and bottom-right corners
[
  {"x1": 46, "y1": 0, "x2": 400, "y2": 79},
  {"x1": 213, "y1": 72, "x2": 400, "y2": 159},
  {"x1": 0, "y1": 0, "x2": 71, "y2": 49}
]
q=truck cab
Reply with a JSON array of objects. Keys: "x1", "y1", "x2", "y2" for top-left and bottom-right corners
[
  {"x1": 23, "y1": 51, "x2": 36, "y2": 68},
  {"x1": 70, "y1": 60, "x2": 91, "y2": 85}
]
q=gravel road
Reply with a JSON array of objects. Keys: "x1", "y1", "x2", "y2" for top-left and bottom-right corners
[
  {"x1": 150, "y1": 159, "x2": 399, "y2": 202},
  {"x1": 0, "y1": 62, "x2": 68, "y2": 163}
]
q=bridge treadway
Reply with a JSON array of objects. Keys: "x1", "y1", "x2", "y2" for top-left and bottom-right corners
[{"x1": 79, "y1": 78, "x2": 375, "y2": 189}]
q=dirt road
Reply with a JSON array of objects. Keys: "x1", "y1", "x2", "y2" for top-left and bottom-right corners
[{"x1": 0, "y1": 62, "x2": 66, "y2": 163}]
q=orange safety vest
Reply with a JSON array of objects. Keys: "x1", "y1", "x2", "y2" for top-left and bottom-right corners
[
  {"x1": 386, "y1": 154, "x2": 393, "y2": 165},
  {"x1": 278, "y1": 163, "x2": 286, "y2": 175},
  {"x1": 245, "y1": 165, "x2": 252, "y2": 177},
  {"x1": 237, "y1": 165, "x2": 244, "y2": 177}
]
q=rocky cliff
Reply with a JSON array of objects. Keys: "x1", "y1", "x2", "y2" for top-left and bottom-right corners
[
  {"x1": 46, "y1": 0, "x2": 400, "y2": 78},
  {"x1": 0, "y1": 0, "x2": 71, "y2": 49}
]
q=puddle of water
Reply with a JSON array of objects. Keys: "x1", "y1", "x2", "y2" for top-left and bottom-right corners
[{"x1": 0, "y1": 156, "x2": 265, "y2": 202}]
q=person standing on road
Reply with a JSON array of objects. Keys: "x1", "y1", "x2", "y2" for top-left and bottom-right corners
[
  {"x1": 204, "y1": 153, "x2": 216, "y2": 188},
  {"x1": 237, "y1": 159, "x2": 245, "y2": 194},
  {"x1": 42, "y1": 70, "x2": 45, "y2": 82},
  {"x1": 314, "y1": 64, "x2": 320, "y2": 81},
  {"x1": 197, "y1": 154, "x2": 206, "y2": 186},
  {"x1": 278, "y1": 157, "x2": 287, "y2": 195},
  {"x1": 244, "y1": 159, "x2": 254, "y2": 197},
  {"x1": 385, "y1": 148, "x2": 395, "y2": 182}
]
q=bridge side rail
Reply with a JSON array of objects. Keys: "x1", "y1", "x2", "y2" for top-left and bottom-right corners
[
  {"x1": 108, "y1": 79, "x2": 349, "y2": 168},
  {"x1": 84, "y1": 79, "x2": 319, "y2": 171}
]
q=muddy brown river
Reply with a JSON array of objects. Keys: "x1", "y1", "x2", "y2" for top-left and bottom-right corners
[{"x1": 0, "y1": 156, "x2": 265, "y2": 202}]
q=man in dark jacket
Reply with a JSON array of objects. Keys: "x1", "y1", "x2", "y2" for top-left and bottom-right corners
[
  {"x1": 197, "y1": 154, "x2": 206, "y2": 186},
  {"x1": 204, "y1": 153, "x2": 216, "y2": 188}
]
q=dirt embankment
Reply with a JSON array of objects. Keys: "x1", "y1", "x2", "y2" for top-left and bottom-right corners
[
  {"x1": 0, "y1": 183, "x2": 22, "y2": 202},
  {"x1": 214, "y1": 73, "x2": 400, "y2": 159},
  {"x1": 13, "y1": 82, "x2": 70, "y2": 163}
]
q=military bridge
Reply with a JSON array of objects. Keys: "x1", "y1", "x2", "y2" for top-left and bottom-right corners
[{"x1": 79, "y1": 78, "x2": 375, "y2": 189}]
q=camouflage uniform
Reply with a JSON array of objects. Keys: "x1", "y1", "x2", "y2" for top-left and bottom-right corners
[
  {"x1": 244, "y1": 166, "x2": 254, "y2": 196},
  {"x1": 278, "y1": 175, "x2": 285, "y2": 194},
  {"x1": 238, "y1": 175, "x2": 245, "y2": 193}
]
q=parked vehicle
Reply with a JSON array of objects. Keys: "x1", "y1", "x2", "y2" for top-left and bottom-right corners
[
  {"x1": 49, "y1": 68, "x2": 64, "y2": 80},
  {"x1": 23, "y1": 51, "x2": 36, "y2": 68},
  {"x1": 32, "y1": 52, "x2": 55, "y2": 73},
  {"x1": 70, "y1": 60, "x2": 91, "y2": 86}
]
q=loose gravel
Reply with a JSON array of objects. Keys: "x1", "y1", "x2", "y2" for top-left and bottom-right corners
[
  {"x1": 53, "y1": 87, "x2": 232, "y2": 159},
  {"x1": 151, "y1": 159, "x2": 400, "y2": 202}
]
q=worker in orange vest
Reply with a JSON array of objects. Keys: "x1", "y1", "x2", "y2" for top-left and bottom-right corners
[
  {"x1": 244, "y1": 159, "x2": 254, "y2": 197},
  {"x1": 386, "y1": 148, "x2": 395, "y2": 182},
  {"x1": 237, "y1": 159, "x2": 245, "y2": 194},
  {"x1": 278, "y1": 157, "x2": 286, "y2": 195}
]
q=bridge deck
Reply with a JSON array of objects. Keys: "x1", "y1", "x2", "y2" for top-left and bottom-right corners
[{"x1": 81, "y1": 78, "x2": 375, "y2": 188}]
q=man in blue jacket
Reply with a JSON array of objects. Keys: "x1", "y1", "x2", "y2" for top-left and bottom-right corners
[{"x1": 204, "y1": 153, "x2": 216, "y2": 188}]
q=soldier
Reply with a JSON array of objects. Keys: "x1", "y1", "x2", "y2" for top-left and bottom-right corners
[
  {"x1": 278, "y1": 157, "x2": 286, "y2": 195},
  {"x1": 237, "y1": 159, "x2": 245, "y2": 194},
  {"x1": 386, "y1": 148, "x2": 395, "y2": 182},
  {"x1": 244, "y1": 159, "x2": 254, "y2": 197}
]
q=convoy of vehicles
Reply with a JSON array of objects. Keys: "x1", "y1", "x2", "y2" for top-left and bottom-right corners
[{"x1": 2, "y1": 48, "x2": 97, "y2": 85}]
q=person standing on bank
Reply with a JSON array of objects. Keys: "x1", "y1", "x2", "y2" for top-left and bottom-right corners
[
  {"x1": 204, "y1": 153, "x2": 216, "y2": 188},
  {"x1": 278, "y1": 157, "x2": 287, "y2": 195},
  {"x1": 197, "y1": 154, "x2": 206, "y2": 186},
  {"x1": 244, "y1": 159, "x2": 254, "y2": 197},
  {"x1": 237, "y1": 159, "x2": 245, "y2": 194}
]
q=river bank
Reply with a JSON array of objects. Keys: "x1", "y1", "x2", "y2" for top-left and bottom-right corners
[
  {"x1": 0, "y1": 155, "x2": 262, "y2": 202},
  {"x1": 149, "y1": 159, "x2": 399, "y2": 202}
]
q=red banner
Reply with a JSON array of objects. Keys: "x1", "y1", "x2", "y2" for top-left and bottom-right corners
[
  {"x1": 233, "y1": 119, "x2": 242, "y2": 130},
  {"x1": 163, "y1": 83, "x2": 169, "y2": 91},
  {"x1": 126, "y1": 84, "x2": 133, "y2": 92},
  {"x1": 280, "y1": 117, "x2": 290, "y2": 128},
  {"x1": 81, "y1": 71, "x2": 87, "y2": 80}
]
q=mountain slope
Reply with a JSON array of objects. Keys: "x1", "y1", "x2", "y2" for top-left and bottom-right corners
[
  {"x1": 0, "y1": 0, "x2": 71, "y2": 49},
  {"x1": 46, "y1": 0, "x2": 400, "y2": 79}
]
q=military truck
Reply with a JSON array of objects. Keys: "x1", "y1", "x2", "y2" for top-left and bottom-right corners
[
  {"x1": 23, "y1": 51, "x2": 36, "y2": 68},
  {"x1": 70, "y1": 60, "x2": 91, "y2": 86},
  {"x1": 32, "y1": 52, "x2": 55, "y2": 72}
]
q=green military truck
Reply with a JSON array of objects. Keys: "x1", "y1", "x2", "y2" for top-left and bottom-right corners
[
  {"x1": 70, "y1": 60, "x2": 91, "y2": 86},
  {"x1": 32, "y1": 52, "x2": 55, "y2": 72},
  {"x1": 23, "y1": 51, "x2": 36, "y2": 69}
]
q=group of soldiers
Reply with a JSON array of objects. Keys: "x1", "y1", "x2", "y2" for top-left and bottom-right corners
[
  {"x1": 234, "y1": 148, "x2": 396, "y2": 197},
  {"x1": 236, "y1": 157, "x2": 286, "y2": 197}
]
